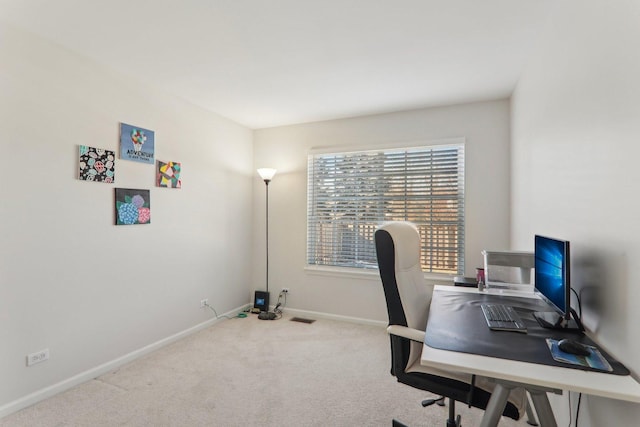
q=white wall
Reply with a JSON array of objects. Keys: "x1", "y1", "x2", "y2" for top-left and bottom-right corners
[
  {"x1": 511, "y1": 0, "x2": 640, "y2": 424},
  {"x1": 253, "y1": 100, "x2": 512, "y2": 322},
  {"x1": 0, "y1": 22, "x2": 254, "y2": 414}
]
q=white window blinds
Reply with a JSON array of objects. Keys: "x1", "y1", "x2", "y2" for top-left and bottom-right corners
[{"x1": 307, "y1": 143, "x2": 465, "y2": 275}]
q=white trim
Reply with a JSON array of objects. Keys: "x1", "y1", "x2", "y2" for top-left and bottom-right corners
[
  {"x1": 308, "y1": 137, "x2": 466, "y2": 155},
  {"x1": 304, "y1": 264, "x2": 453, "y2": 283},
  {"x1": 0, "y1": 303, "x2": 251, "y2": 420},
  {"x1": 281, "y1": 307, "x2": 388, "y2": 328},
  {"x1": 304, "y1": 265, "x2": 380, "y2": 280}
]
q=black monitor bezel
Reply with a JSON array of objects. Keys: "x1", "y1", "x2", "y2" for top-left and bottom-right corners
[{"x1": 534, "y1": 234, "x2": 571, "y2": 321}]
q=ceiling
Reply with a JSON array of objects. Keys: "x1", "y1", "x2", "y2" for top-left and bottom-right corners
[{"x1": 0, "y1": 0, "x2": 554, "y2": 129}]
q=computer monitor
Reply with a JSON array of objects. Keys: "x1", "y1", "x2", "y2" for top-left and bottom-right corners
[{"x1": 533, "y1": 235, "x2": 579, "y2": 330}]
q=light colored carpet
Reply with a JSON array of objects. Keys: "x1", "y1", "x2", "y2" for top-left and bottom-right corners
[{"x1": 1, "y1": 313, "x2": 532, "y2": 426}]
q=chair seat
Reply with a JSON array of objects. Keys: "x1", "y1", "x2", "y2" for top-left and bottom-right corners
[{"x1": 404, "y1": 353, "x2": 526, "y2": 420}]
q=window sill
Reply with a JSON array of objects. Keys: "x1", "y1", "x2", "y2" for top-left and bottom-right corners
[
  {"x1": 304, "y1": 265, "x2": 380, "y2": 280},
  {"x1": 304, "y1": 265, "x2": 454, "y2": 283}
]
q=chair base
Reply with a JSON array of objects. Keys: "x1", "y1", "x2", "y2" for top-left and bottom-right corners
[
  {"x1": 392, "y1": 417, "x2": 459, "y2": 427},
  {"x1": 393, "y1": 396, "x2": 462, "y2": 427},
  {"x1": 445, "y1": 398, "x2": 461, "y2": 427},
  {"x1": 422, "y1": 396, "x2": 461, "y2": 427},
  {"x1": 421, "y1": 396, "x2": 444, "y2": 407}
]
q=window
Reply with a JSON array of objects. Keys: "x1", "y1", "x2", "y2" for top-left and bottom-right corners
[{"x1": 307, "y1": 142, "x2": 465, "y2": 275}]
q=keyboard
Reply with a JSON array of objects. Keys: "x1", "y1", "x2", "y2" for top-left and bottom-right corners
[{"x1": 481, "y1": 303, "x2": 527, "y2": 333}]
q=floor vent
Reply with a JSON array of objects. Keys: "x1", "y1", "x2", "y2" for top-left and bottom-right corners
[{"x1": 290, "y1": 317, "x2": 316, "y2": 324}]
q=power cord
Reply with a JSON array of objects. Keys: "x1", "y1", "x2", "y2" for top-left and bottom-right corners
[
  {"x1": 570, "y1": 287, "x2": 583, "y2": 319},
  {"x1": 274, "y1": 290, "x2": 287, "y2": 316},
  {"x1": 568, "y1": 288, "x2": 584, "y2": 426},
  {"x1": 566, "y1": 391, "x2": 583, "y2": 427},
  {"x1": 569, "y1": 288, "x2": 585, "y2": 332},
  {"x1": 204, "y1": 301, "x2": 245, "y2": 319}
]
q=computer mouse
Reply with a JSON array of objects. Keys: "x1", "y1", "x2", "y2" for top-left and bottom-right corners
[{"x1": 558, "y1": 338, "x2": 590, "y2": 356}]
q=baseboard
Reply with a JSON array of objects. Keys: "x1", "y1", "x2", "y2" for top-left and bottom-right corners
[
  {"x1": 0, "y1": 303, "x2": 251, "y2": 419},
  {"x1": 0, "y1": 303, "x2": 381, "y2": 419},
  {"x1": 254, "y1": 301, "x2": 387, "y2": 327},
  {"x1": 279, "y1": 306, "x2": 388, "y2": 328}
]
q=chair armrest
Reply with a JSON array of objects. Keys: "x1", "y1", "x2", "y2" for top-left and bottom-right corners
[{"x1": 387, "y1": 325, "x2": 425, "y2": 343}]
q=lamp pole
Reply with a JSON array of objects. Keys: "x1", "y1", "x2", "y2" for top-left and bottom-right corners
[
  {"x1": 264, "y1": 177, "x2": 270, "y2": 294},
  {"x1": 256, "y1": 168, "x2": 276, "y2": 314}
]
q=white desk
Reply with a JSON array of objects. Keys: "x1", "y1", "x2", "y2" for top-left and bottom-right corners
[{"x1": 421, "y1": 285, "x2": 640, "y2": 427}]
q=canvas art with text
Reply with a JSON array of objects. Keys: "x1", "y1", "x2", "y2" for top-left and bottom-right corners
[
  {"x1": 120, "y1": 122, "x2": 155, "y2": 164},
  {"x1": 78, "y1": 145, "x2": 115, "y2": 183},
  {"x1": 115, "y1": 188, "x2": 151, "y2": 225}
]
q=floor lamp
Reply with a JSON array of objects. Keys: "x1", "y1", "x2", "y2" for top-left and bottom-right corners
[{"x1": 255, "y1": 168, "x2": 276, "y2": 316}]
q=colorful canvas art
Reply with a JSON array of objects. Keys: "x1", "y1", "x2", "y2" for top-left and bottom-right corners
[
  {"x1": 120, "y1": 123, "x2": 155, "y2": 164},
  {"x1": 157, "y1": 160, "x2": 182, "y2": 188},
  {"x1": 78, "y1": 145, "x2": 115, "y2": 183},
  {"x1": 115, "y1": 188, "x2": 151, "y2": 225}
]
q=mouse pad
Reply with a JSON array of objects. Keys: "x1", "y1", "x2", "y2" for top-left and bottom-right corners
[{"x1": 424, "y1": 289, "x2": 629, "y2": 375}]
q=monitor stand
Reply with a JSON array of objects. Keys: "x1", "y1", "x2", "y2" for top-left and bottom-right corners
[{"x1": 533, "y1": 311, "x2": 581, "y2": 331}]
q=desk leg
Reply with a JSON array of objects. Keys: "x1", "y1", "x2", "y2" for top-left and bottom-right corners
[
  {"x1": 529, "y1": 389, "x2": 557, "y2": 427},
  {"x1": 479, "y1": 383, "x2": 512, "y2": 427},
  {"x1": 480, "y1": 381, "x2": 560, "y2": 427}
]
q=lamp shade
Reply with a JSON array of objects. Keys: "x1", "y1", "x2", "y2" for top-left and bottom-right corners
[{"x1": 257, "y1": 168, "x2": 277, "y2": 181}]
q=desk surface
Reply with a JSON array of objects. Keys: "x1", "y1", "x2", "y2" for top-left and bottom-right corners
[{"x1": 421, "y1": 285, "x2": 640, "y2": 403}]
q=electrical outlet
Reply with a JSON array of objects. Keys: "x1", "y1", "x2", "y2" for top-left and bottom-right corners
[
  {"x1": 27, "y1": 348, "x2": 49, "y2": 366},
  {"x1": 200, "y1": 299, "x2": 208, "y2": 308},
  {"x1": 282, "y1": 288, "x2": 289, "y2": 293}
]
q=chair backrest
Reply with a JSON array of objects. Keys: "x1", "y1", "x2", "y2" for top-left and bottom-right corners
[{"x1": 375, "y1": 221, "x2": 432, "y2": 332}]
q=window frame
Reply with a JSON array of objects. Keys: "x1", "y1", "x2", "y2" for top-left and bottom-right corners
[{"x1": 306, "y1": 139, "x2": 466, "y2": 277}]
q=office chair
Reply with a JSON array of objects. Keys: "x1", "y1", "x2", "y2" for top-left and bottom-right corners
[{"x1": 375, "y1": 221, "x2": 528, "y2": 427}]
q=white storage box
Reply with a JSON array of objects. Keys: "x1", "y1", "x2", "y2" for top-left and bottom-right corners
[{"x1": 482, "y1": 250, "x2": 534, "y2": 290}]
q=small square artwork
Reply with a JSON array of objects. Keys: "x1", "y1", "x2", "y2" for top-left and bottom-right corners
[
  {"x1": 120, "y1": 122, "x2": 155, "y2": 164},
  {"x1": 157, "y1": 160, "x2": 182, "y2": 188},
  {"x1": 115, "y1": 188, "x2": 151, "y2": 225},
  {"x1": 78, "y1": 145, "x2": 115, "y2": 183}
]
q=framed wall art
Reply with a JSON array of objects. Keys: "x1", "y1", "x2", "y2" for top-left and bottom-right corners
[
  {"x1": 78, "y1": 145, "x2": 115, "y2": 183},
  {"x1": 120, "y1": 123, "x2": 155, "y2": 164},
  {"x1": 115, "y1": 188, "x2": 151, "y2": 225},
  {"x1": 157, "y1": 160, "x2": 182, "y2": 188}
]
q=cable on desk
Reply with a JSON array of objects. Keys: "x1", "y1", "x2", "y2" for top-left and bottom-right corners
[
  {"x1": 570, "y1": 287, "x2": 583, "y2": 319},
  {"x1": 569, "y1": 288, "x2": 585, "y2": 332}
]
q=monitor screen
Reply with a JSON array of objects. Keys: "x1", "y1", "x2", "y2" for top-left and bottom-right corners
[{"x1": 534, "y1": 235, "x2": 570, "y2": 318}]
